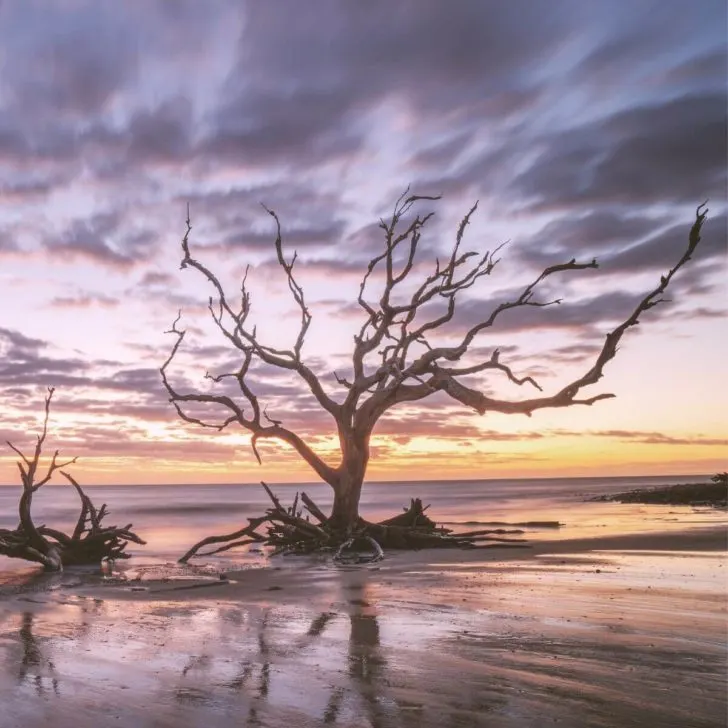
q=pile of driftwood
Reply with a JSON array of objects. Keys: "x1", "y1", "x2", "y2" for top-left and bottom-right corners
[
  {"x1": 179, "y1": 481, "x2": 528, "y2": 563},
  {"x1": 0, "y1": 472, "x2": 146, "y2": 571},
  {"x1": 0, "y1": 388, "x2": 145, "y2": 571}
]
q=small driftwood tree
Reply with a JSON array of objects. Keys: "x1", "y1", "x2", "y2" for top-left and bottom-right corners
[
  {"x1": 162, "y1": 194, "x2": 708, "y2": 560},
  {"x1": 0, "y1": 388, "x2": 145, "y2": 571}
]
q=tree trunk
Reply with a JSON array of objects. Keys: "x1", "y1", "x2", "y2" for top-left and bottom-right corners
[
  {"x1": 18, "y1": 488, "x2": 62, "y2": 569},
  {"x1": 329, "y1": 475, "x2": 364, "y2": 532},
  {"x1": 329, "y1": 429, "x2": 369, "y2": 532}
]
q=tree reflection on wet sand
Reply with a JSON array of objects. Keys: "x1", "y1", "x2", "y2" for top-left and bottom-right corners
[{"x1": 0, "y1": 552, "x2": 725, "y2": 727}]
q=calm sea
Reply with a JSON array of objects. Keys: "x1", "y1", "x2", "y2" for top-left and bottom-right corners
[{"x1": 0, "y1": 475, "x2": 717, "y2": 573}]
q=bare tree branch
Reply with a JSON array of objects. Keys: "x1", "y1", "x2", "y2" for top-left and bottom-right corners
[
  {"x1": 166, "y1": 193, "x2": 708, "y2": 536},
  {"x1": 6, "y1": 387, "x2": 78, "y2": 493},
  {"x1": 356, "y1": 202, "x2": 709, "y2": 428},
  {"x1": 1, "y1": 391, "x2": 144, "y2": 570},
  {"x1": 161, "y1": 305, "x2": 338, "y2": 484},
  {"x1": 177, "y1": 205, "x2": 339, "y2": 417}
]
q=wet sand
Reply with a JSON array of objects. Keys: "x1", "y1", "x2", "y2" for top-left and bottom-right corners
[{"x1": 0, "y1": 524, "x2": 725, "y2": 728}]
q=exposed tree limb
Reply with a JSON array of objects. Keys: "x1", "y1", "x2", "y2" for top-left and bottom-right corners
[
  {"x1": 160, "y1": 312, "x2": 338, "y2": 484},
  {"x1": 354, "y1": 202, "x2": 709, "y2": 428},
  {"x1": 178, "y1": 515, "x2": 271, "y2": 564},
  {"x1": 162, "y1": 210, "x2": 341, "y2": 484},
  {"x1": 165, "y1": 193, "x2": 708, "y2": 541},
  {"x1": 179, "y1": 486, "x2": 531, "y2": 562},
  {"x1": 301, "y1": 492, "x2": 329, "y2": 524},
  {"x1": 0, "y1": 390, "x2": 145, "y2": 570}
]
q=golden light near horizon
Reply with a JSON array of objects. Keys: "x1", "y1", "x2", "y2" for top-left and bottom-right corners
[{"x1": 0, "y1": 2, "x2": 725, "y2": 487}]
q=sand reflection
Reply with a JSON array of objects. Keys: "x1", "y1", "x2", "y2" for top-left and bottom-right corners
[
  {"x1": 320, "y1": 578, "x2": 389, "y2": 725},
  {"x1": 18, "y1": 612, "x2": 60, "y2": 696},
  {"x1": 0, "y1": 546, "x2": 725, "y2": 727}
]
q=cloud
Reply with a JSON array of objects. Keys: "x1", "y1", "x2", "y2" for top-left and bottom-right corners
[
  {"x1": 536, "y1": 342, "x2": 602, "y2": 366},
  {"x1": 204, "y1": 87, "x2": 363, "y2": 169},
  {"x1": 195, "y1": 1, "x2": 583, "y2": 177},
  {"x1": 138, "y1": 271, "x2": 178, "y2": 288},
  {"x1": 0, "y1": 327, "x2": 46, "y2": 354},
  {"x1": 374, "y1": 409, "x2": 548, "y2": 442},
  {"x1": 47, "y1": 397, "x2": 173, "y2": 424},
  {"x1": 0, "y1": 328, "x2": 168, "y2": 406},
  {"x1": 126, "y1": 97, "x2": 195, "y2": 164},
  {"x1": 233, "y1": 1, "x2": 568, "y2": 111},
  {"x1": 453, "y1": 289, "x2": 642, "y2": 337},
  {"x1": 0, "y1": 419, "x2": 241, "y2": 463},
  {"x1": 1, "y1": 5, "x2": 137, "y2": 118},
  {"x1": 220, "y1": 221, "x2": 346, "y2": 252},
  {"x1": 0, "y1": 327, "x2": 89, "y2": 388},
  {"x1": 512, "y1": 93, "x2": 727, "y2": 210},
  {"x1": 0, "y1": 2, "x2": 725, "y2": 481},
  {"x1": 0, "y1": 178, "x2": 57, "y2": 200},
  {"x1": 50, "y1": 293, "x2": 120, "y2": 309},
  {"x1": 591, "y1": 430, "x2": 728, "y2": 447},
  {"x1": 507, "y1": 208, "x2": 726, "y2": 310},
  {"x1": 604, "y1": 213, "x2": 726, "y2": 274},
  {"x1": 517, "y1": 210, "x2": 726, "y2": 278},
  {"x1": 658, "y1": 47, "x2": 728, "y2": 89},
  {"x1": 42, "y1": 211, "x2": 157, "y2": 269},
  {"x1": 514, "y1": 211, "x2": 669, "y2": 271}
]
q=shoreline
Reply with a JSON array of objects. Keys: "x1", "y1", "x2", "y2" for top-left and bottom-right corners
[
  {"x1": 0, "y1": 471, "x2": 713, "y2": 488},
  {"x1": 0, "y1": 521, "x2": 725, "y2": 727},
  {"x1": 590, "y1": 479, "x2": 727, "y2": 507}
]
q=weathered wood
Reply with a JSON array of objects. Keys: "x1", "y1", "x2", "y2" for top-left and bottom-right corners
[
  {"x1": 261, "y1": 481, "x2": 286, "y2": 513},
  {"x1": 378, "y1": 498, "x2": 436, "y2": 529},
  {"x1": 179, "y1": 515, "x2": 271, "y2": 563},
  {"x1": 198, "y1": 538, "x2": 260, "y2": 557},
  {"x1": 178, "y1": 483, "x2": 533, "y2": 562},
  {"x1": 300, "y1": 492, "x2": 328, "y2": 524},
  {"x1": 164, "y1": 199, "x2": 707, "y2": 539},
  {"x1": 456, "y1": 528, "x2": 525, "y2": 538},
  {"x1": 0, "y1": 389, "x2": 145, "y2": 571}
]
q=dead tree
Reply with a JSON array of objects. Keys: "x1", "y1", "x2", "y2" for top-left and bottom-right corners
[
  {"x1": 162, "y1": 194, "x2": 708, "y2": 558},
  {"x1": 0, "y1": 388, "x2": 145, "y2": 571}
]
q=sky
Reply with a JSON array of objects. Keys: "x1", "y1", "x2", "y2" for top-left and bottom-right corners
[{"x1": 0, "y1": 0, "x2": 726, "y2": 486}]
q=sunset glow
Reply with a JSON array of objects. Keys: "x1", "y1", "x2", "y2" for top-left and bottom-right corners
[{"x1": 0, "y1": 1, "x2": 725, "y2": 486}]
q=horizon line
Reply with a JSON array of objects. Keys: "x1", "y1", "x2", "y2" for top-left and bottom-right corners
[{"x1": 0, "y1": 472, "x2": 712, "y2": 488}]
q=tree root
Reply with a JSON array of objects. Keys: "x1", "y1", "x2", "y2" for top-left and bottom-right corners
[
  {"x1": 0, "y1": 472, "x2": 146, "y2": 570},
  {"x1": 0, "y1": 388, "x2": 146, "y2": 571},
  {"x1": 179, "y1": 482, "x2": 530, "y2": 564}
]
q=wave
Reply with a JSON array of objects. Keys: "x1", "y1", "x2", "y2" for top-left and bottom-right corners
[
  {"x1": 441, "y1": 520, "x2": 562, "y2": 528},
  {"x1": 126, "y1": 502, "x2": 257, "y2": 516}
]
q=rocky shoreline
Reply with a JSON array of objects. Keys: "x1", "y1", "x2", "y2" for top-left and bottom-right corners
[{"x1": 592, "y1": 479, "x2": 727, "y2": 507}]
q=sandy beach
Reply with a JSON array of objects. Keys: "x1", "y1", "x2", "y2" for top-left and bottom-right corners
[{"x1": 0, "y1": 517, "x2": 725, "y2": 728}]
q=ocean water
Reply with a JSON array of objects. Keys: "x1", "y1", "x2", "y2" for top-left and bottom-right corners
[{"x1": 0, "y1": 475, "x2": 719, "y2": 573}]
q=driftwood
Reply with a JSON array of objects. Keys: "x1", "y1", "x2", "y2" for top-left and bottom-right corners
[
  {"x1": 0, "y1": 388, "x2": 145, "y2": 571},
  {"x1": 179, "y1": 486, "x2": 529, "y2": 563}
]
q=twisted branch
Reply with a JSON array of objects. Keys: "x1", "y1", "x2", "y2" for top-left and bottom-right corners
[
  {"x1": 0, "y1": 391, "x2": 145, "y2": 569},
  {"x1": 356, "y1": 202, "x2": 709, "y2": 427},
  {"x1": 163, "y1": 194, "x2": 708, "y2": 517},
  {"x1": 161, "y1": 293, "x2": 338, "y2": 484}
]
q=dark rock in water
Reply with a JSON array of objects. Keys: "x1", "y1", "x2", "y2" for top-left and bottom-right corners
[{"x1": 591, "y1": 481, "x2": 727, "y2": 507}]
